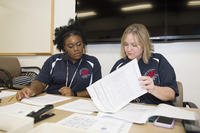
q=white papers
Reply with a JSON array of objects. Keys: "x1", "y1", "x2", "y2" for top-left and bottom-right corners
[
  {"x1": 57, "y1": 113, "x2": 131, "y2": 133},
  {"x1": 0, "y1": 90, "x2": 16, "y2": 99},
  {"x1": 56, "y1": 99, "x2": 98, "y2": 114},
  {"x1": 0, "y1": 87, "x2": 5, "y2": 90},
  {"x1": 87, "y1": 59, "x2": 147, "y2": 113},
  {"x1": 0, "y1": 102, "x2": 42, "y2": 116},
  {"x1": 0, "y1": 112, "x2": 34, "y2": 133},
  {"x1": 26, "y1": 123, "x2": 95, "y2": 133},
  {"x1": 98, "y1": 103, "x2": 200, "y2": 124},
  {"x1": 21, "y1": 94, "x2": 71, "y2": 106},
  {"x1": 90, "y1": 116, "x2": 132, "y2": 133},
  {"x1": 98, "y1": 103, "x2": 156, "y2": 124},
  {"x1": 58, "y1": 113, "x2": 97, "y2": 129},
  {"x1": 150, "y1": 104, "x2": 200, "y2": 121}
]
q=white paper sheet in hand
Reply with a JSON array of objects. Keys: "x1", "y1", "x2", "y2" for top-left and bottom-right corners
[{"x1": 87, "y1": 59, "x2": 147, "y2": 113}]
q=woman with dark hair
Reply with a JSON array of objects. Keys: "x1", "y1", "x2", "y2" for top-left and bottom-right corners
[{"x1": 16, "y1": 19, "x2": 102, "y2": 100}]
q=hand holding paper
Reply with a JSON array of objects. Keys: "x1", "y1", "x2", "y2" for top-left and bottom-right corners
[{"x1": 87, "y1": 59, "x2": 147, "y2": 113}]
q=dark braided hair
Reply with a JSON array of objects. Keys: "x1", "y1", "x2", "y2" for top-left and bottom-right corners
[{"x1": 54, "y1": 19, "x2": 87, "y2": 52}]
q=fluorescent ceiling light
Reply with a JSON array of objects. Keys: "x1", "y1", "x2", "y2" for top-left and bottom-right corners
[
  {"x1": 121, "y1": 3, "x2": 153, "y2": 12},
  {"x1": 187, "y1": 0, "x2": 200, "y2": 6},
  {"x1": 77, "y1": 11, "x2": 97, "y2": 18}
]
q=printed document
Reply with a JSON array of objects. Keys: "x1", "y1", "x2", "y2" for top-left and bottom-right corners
[
  {"x1": 21, "y1": 94, "x2": 71, "y2": 106},
  {"x1": 87, "y1": 59, "x2": 147, "y2": 113},
  {"x1": 0, "y1": 102, "x2": 42, "y2": 116},
  {"x1": 98, "y1": 103, "x2": 200, "y2": 124},
  {"x1": 0, "y1": 112, "x2": 33, "y2": 133},
  {"x1": 26, "y1": 123, "x2": 95, "y2": 133},
  {"x1": 56, "y1": 99, "x2": 98, "y2": 114},
  {"x1": 57, "y1": 113, "x2": 132, "y2": 133},
  {"x1": 0, "y1": 87, "x2": 5, "y2": 90},
  {"x1": 0, "y1": 90, "x2": 16, "y2": 99}
]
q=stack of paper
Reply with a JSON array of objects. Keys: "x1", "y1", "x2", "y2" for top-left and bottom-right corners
[
  {"x1": 98, "y1": 103, "x2": 200, "y2": 124},
  {"x1": 26, "y1": 123, "x2": 95, "y2": 133},
  {"x1": 56, "y1": 99, "x2": 98, "y2": 114},
  {"x1": 57, "y1": 113, "x2": 131, "y2": 133},
  {"x1": 0, "y1": 102, "x2": 42, "y2": 116},
  {"x1": 87, "y1": 59, "x2": 147, "y2": 113},
  {"x1": 0, "y1": 90, "x2": 16, "y2": 99},
  {"x1": 0, "y1": 87, "x2": 5, "y2": 90},
  {"x1": 0, "y1": 112, "x2": 33, "y2": 133},
  {"x1": 21, "y1": 94, "x2": 71, "y2": 106}
]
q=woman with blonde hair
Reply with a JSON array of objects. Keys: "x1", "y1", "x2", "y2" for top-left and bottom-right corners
[{"x1": 110, "y1": 23, "x2": 178, "y2": 105}]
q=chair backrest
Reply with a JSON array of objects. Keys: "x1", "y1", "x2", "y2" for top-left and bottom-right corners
[
  {"x1": 173, "y1": 81, "x2": 183, "y2": 107},
  {"x1": 0, "y1": 68, "x2": 13, "y2": 88},
  {"x1": 0, "y1": 56, "x2": 21, "y2": 77},
  {"x1": 0, "y1": 56, "x2": 41, "y2": 89}
]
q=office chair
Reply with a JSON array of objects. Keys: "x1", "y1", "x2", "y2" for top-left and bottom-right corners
[
  {"x1": 0, "y1": 56, "x2": 40, "y2": 89},
  {"x1": 173, "y1": 81, "x2": 198, "y2": 108},
  {"x1": 173, "y1": 81, "x2": 200, "y2": 133}
]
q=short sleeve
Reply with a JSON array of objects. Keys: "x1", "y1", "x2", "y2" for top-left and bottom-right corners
[
  {"x1": 35, "y1": 57, "x2": 53, "y2": 84},
  {"x1": 92, "y1": 57, "x2": 102, "y2": 82},
  {"x1": 158, "y1": 55, "x2": 179, "y2": 96}
]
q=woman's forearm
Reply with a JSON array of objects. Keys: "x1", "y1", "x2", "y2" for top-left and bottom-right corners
[
  {"x1": 30, "y1": 80, "x2": 47, "y2": 95},
  {"x1": 76, "y1": 89, "x2": 90, "y2": 98},
  {"x1": 150, "y1": 86, "x2": 176, "y2": 101}
]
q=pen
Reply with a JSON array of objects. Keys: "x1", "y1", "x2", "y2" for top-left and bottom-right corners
[
  {"x1": 8, "y1": 96, "x2": 15, "y2": 102},
  {"x1": 0, "y1": 129, "x2": 7, "y2": 132}
]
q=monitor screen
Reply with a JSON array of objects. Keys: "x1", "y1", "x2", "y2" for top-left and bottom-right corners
[{"x1": 76, "y1": 0, "x2": 200, "y2": 43}]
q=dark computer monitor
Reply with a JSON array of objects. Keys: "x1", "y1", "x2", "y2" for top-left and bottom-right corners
[{"x1": 76, "y1": 0, "x2": 200, "y2": 44}]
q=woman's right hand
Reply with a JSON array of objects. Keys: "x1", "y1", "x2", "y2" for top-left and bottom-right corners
[
  {"x1": 59, "y1": 86, "x2": 73, "y2": 96},
  {"x1": 16, "y1": 87, "x2": 35, "y2": 101}
]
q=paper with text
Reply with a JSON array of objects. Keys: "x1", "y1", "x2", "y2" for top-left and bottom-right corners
[
  {"x1": 0, "y1": 112, "x2": 33, "y2": 133},
  {"x1": 0, "y1": 102, "x2": 42, "y2": 116},
  {"x1": 57, "y1": 113, "x2": 131, "y2": 133},
  {"x1": 56, "y1": 99, "x2": 98, "y2": 114},
  {"x1": 0, "y1": 87, "x2": 5, "y2": 90},
  {"x1": 87, "y1": 59, "x2": 147, "y2": 113},
  {"x1": 26, "y1": 123, "x2": 95, "y2": 133},
  {"x1": 98, "y1": 103, "x2": 200, "y2": 124},
  {"x1": 21, "y1": 94, "x2": 71, "y2": 106},
  {"x1": 0, "y1": 90, "x2": 16, "y2": 99}
]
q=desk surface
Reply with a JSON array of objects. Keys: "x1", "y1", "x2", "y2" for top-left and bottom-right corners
[{"x1": 0, "y1": 92, "x2": 194, "y2": 133}]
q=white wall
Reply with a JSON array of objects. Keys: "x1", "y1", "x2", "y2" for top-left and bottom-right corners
[
  {"x1": 0, "y1": 0, "x2": 52, "y2": 54},
  {"x1": 86, "y1": 42, "x2": 200, "y2": 108},
  {"x1": 16, "y1": 0, "x2": 200, "y2": 107},
  {"x1": 154, "y1": 42, "x2": 200, "y2": 108}
]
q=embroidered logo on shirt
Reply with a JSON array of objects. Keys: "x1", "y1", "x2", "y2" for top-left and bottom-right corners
[
  {"x1": 79, "y1": 68, "x2": 90, "y2": 79},
  {"x1": 144, "y1": 69, "x2": 159, "y2": 81}
]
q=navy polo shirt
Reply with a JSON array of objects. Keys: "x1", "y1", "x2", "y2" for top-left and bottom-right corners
[
  {"x1": 35, "y1": 53, "x2": 102, "y2": 95},
  {"x1": 110, "y1": 53, "x2": 178, "y2": 105}
]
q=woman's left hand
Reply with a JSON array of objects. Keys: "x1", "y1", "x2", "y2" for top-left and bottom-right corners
[{"x1": 138, "y1": 76, "x2": 155, "y2": 93}]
